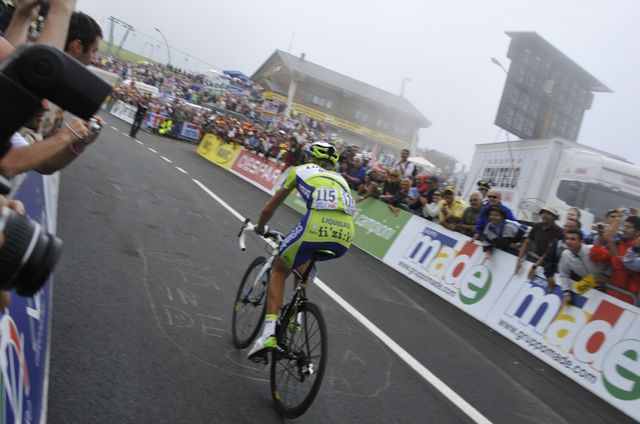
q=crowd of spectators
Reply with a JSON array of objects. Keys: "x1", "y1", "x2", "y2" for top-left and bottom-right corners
[{"x1": 93, "y1": 43, "x2": 640, "y2": 307}]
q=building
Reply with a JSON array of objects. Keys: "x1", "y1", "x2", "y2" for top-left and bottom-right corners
[
  {"x1": 494, "y1": 32, "x2": 611, "y2": 141},
  {"x1": 252, "y1": 50, "x2": 431, "y2": 156}
]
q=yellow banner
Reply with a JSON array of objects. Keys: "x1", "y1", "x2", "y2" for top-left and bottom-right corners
[
  {"x1": 262, "y1": 92, "x2": 409, "y2": 149},
  {"x1": 197, "y1": 133, "x2": 241, "y2": 170}
]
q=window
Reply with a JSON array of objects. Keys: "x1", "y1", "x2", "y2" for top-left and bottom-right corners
[
  {"x1": 556, "y1": 180, "x2": 640, "y2": 221},
  {"x1": 354, "y1": 110, "x2": 369, "y2": 122},
  {"x1": 303, "y1": 92, "x2": 332, "y2": 109}
]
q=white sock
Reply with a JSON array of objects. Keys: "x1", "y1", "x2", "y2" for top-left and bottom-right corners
[{"x1": 262, "y1": 314, "x2": 277, "y2": 338}]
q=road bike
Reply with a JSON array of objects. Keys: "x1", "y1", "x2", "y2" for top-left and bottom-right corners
[{"x1": 232, "y1": 219, "x2": 328, "y2": 418}]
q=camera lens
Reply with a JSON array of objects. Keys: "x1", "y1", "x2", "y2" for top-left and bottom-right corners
[{"x1": 0, "y1": 206, "x2": 62, "y2": 296}]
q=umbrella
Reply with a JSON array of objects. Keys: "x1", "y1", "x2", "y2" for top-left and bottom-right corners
[{"x1": 409, "y1": 156, "x2": 437, "y2": 170}]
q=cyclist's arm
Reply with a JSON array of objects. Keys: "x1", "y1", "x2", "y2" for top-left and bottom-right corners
[{"x1": 256, "y1": 187, "x2": 292, "y2": 234}]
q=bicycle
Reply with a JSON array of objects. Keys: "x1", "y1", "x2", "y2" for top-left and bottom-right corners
[{"x1": 232, "y1": 218, "x2": 328, "y2": 418}]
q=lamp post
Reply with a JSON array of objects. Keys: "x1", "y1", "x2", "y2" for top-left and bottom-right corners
[
  {"x1": 490, "y1": 57, "x2": 508, "y2": 75},
  {"x1": 400, "y1": 77, "x2": 412, "y2": 97},
  {"x1": 155, "y1": 27, "x2": 171, "y2": 66}
]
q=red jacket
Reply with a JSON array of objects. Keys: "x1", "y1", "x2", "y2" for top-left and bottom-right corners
[{"x1": 590, "y1": 239, "x2": 640, "y2": 304}]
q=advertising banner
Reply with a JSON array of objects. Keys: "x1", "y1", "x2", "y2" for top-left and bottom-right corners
[
  {"x1": 109, "y1": 100, "x2": 136, "y2": 124},
  {"x1": 230, "y1": 150, "x2": 289, "y2": 194},
  {"x1": 486, "y1": 277, "x2": 640, "y2": 421},
  {"x1": 1, "y1": 172, "x2": 54, "y2": 424},
  {"x1": 382, "y1": 216, "x2": 521, "y2": 321},
  {"x1": 196, "y1": 134, "x2": 241, "y2": 170},
  {"x1": 179, "y1": 123, "x2": 201, "y2": 141},
  {"x1": 144, "y1": 113, "x2": 165, "y2": 129},
  {"x1": 350, "y1": 197, "x2": 410, "y2": 260}
]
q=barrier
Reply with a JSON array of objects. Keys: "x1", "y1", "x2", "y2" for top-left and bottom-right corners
[
  {"x1": 229, "y1": 150, "x2": 288, "y2": 195},
  {"x1": 193, "y1": 133, "x2": 640, "y2": 421},
  {"x1": 109, "y1": 100, "x2": 136, "y2": 124},
  {"x1": 0, "y1": 172, "x2": 57, "y2": 424},
  {"x1": 196, "y1": 133, "x2": 242, "y2": 170},
  {"x1": 178, "y1": 122, "x2": 201, "y2": 142}
]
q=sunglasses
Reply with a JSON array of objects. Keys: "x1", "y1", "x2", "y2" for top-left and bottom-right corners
[{"x1": 487, "y1": 195, "x2": 499, "y2": 199}]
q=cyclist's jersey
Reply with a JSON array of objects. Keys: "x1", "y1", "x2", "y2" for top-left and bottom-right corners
[
  {"x1": 279, "y1": 164, "x2": 355, "y2": 269},
  {"x1": 282, "y1": 164, "x2": 357, "y2": 216}
]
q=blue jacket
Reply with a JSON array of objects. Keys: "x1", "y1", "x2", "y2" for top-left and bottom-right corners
[{"x1": 475, "y1": 203, "x2": 517, "y2": 235}]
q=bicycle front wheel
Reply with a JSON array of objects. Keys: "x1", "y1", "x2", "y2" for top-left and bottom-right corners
[
  {"x1": 270, "y1": 301, "x2": 328, "y2": 419},
  {"x1": 231, "y1": 256, "x2": 269, "y2": 348}
]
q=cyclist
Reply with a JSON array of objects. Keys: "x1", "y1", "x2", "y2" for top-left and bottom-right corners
[{"x1": 248, "y1": 141, "x2": 356, "y2": 362}]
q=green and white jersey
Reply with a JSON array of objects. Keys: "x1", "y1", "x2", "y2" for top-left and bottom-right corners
[{"x1": 283, "y1": 164, "x2": 356, "y2": 216}]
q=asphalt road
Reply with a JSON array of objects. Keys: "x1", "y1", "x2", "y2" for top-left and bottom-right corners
[{"x1": 46, "y1": 113, "x2": 634, "y2": 424}]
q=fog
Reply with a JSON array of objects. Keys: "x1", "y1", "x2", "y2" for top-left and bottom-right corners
[{"x1": 78, "y1": 0, "x2": 640, "y2": 167}]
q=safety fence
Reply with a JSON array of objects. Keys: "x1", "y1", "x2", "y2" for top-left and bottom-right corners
[
  {"x1": 109, "y1": 100, "x2": 202, "y2": 142},
  {"x1": 197, "y1": 133, "x2": 640, "y2": 421},
  {"x1": 0, "y1": 172, "x2": 57, "y2": 424}
]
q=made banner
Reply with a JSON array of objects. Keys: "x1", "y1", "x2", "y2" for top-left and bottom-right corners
[
  {"x1": 1, "y1": 172, "x2": 54, "y2": 424},
  {"x1": 382, "y1": 215, "x2": 520, "y2": 321},
  {"x1": 230, "y1": 150, "x2": 289, "y2": 195},
  {"x1": 486, "y1": 278, "x2": 640, "y2": 421},
  {"x1": 196, "y1": 134, "x2": 241, "y2": 170}
]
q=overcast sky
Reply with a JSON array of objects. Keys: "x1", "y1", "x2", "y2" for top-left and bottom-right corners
[{"x1": 79, "y1": 0, "x2": 640, "y2": 167}]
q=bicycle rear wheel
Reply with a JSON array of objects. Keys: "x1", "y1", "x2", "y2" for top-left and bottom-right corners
[
  {"x1": 231, "y1": 256, "x2": 269, "y2": 348},
  {"x1": 270, "y1": 301, "x2": 328, "y2": 418}
]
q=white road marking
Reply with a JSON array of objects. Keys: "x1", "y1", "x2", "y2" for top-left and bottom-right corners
[
  {"x1": 176, "y1": 167, "x2": 188, "y2": 174},
  {"x1": 110, "y1": 125, "x2": 118, "y2": 131},
  {"x1": 147, "y1": 147, "x2": 158, "y2": 153},
  {"x1": 161, "y1": 156, "x2": 173, "y2": 163},
  {"x1": 191, "y1": 178, "x2": 492, "y2": 424},
  {"x1": 135, "y1": 140, "x2": 144, "y2": 145}
]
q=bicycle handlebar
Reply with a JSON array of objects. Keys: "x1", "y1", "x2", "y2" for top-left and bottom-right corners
[{"x1": 238, "y1": 219, "x2": 284, "y2": 251}]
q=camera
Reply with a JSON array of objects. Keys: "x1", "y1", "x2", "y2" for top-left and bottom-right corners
[
  {"x1": 0, "y1": 44, "x2": 111, "y2": 296},
  {"x1": 0, "y1": 206, "x2": 62, "y2": 296},
  {"x1": 89, "y1": 118, "x2": 102, "y2": 133}
]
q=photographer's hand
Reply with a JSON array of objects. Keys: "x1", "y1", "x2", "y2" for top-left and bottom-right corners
[{"x1": 3, "y1": 0, "x2": 41, "y2": 47}]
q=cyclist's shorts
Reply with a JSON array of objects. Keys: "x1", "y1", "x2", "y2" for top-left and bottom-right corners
[{"x1": 279, "y1": 210, "x2": 354, "y2": 270}]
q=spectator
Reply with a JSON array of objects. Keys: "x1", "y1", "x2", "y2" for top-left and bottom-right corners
[
  {"x1": 586, "y1": 208, "x2": 623, "y2": 245},
  {"x1": 566, "y1": 207, "x2": 590, "y2": 239},
  {"x1": 381, "y1": 178, "x2": 412, "y2": 216},
  {"x1": 42, "y1": 11, "x2": 103, "y2": 137},
  {"x1": 424, "y1": 175, "x2": 440, "y2": 203},
  {"x1": 357, "y1": 171, "x2": 382, "y2": 202},
  {"x1": 590, "y1": 216, "x2": 640, "y2": 304},
  {"x1": 423, "y1": 190, "x2": 442, "y2": 221},
  {"x1": 475, "y1": 190, "x2": 517, "y2": 238},
  {"x1": 458, "y1": 191, "x2": 483, "y2": 237},
  {"x1": 481, "y1": 206, "x2": 528, "y2": 259},
  {"x1": 391, "y1": 148, "x2": 415, "y2": 180},
  {"x1": 438, "y1": 185, "x2": 468, "y2": 231},
  {"x1": 343, "y1": 155, "x2": 366, "y2": 190},
  {"x1": 476, "y1": 180, "x2": 491, "y2": 204},
  {"x1": 556, "y1": 229, "x2": 596, "y2": 306},
  {"x1": 382, "y1": 169, "x2": 402, "y2": 196},
  {"x1": 515, "y1": 205, "x2": 564, "y2": 274},
  {"x1": 531, "y1": 219, "x2": 581, "y2": 293},
  {"x1": 129, "y1": 94, "x2": 149, "y2": 138},
  {"x1": 622, "y1": 238, "x2": 640, "y2": 272}
]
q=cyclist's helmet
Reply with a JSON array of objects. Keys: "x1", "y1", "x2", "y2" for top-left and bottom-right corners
[{"x1": 306, "y1": 141, "x2": 339, "y2": 165}]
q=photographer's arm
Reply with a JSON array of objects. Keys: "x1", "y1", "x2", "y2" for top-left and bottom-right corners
[
  {"x1": 37, "y1": 0, "x2": 76, "y2": 49},
  {"x1": 0, "y1": 118, "x2": 95, "y2": 176},
  {"x1": 3, "y1": 0, "x2": 40, "y2": 47}
]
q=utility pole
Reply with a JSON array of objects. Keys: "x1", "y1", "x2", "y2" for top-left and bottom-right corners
[{"x1": 108, "y1": 17, "x2": 134, "y2": 58}]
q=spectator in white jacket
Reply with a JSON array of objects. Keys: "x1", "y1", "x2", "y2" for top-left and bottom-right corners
[{"x1": 556, "y1": 229, "x2": 595, "y2": 306}]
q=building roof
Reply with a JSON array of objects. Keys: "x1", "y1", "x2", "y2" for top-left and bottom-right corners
[
  {"x1": 255, "y1": 50, "x2": 431, "y2": 127},
  {"x1": 505, "y1": 31, "x2": 612, "y2": 93}
]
